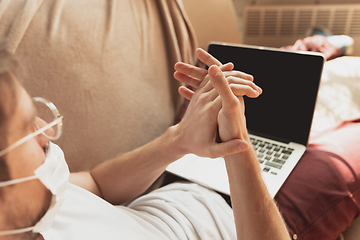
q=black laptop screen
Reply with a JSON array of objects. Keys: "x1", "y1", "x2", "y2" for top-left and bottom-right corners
[{"x1": 208, "y1": 43, "x2": 324, "y2": 145}]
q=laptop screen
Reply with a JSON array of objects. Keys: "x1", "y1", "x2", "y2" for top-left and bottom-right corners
[{"x1": 208, "y1": 43, "x2": 324, "y2": 146}]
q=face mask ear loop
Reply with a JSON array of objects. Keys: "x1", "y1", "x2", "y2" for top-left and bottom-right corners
[
  {"x1": 0, "y1": 175, "x2": 38, "y2": 188},
  {"x1": 0, "y1": 226, "x2": 34, "y2": 236},
  {"x1": 0, "y1": 117, "x2": 62, "y2": 157}
]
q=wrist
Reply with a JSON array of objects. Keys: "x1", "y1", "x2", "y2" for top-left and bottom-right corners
[
  {"x1": 165, "y1": 124, "x2": 190, "y2": 160},
  {"x1": 224, "y1": 142, "x2": 258, "y2": 170}
]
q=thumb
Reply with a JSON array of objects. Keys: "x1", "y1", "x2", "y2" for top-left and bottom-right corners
[{"x1": 210, "y1": 139, "x2": 249, "y2": 158}]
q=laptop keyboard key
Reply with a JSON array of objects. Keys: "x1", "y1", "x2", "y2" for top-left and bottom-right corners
[
  {"x1": 266, "y1": 150, "x2": 273, "y2": 155},
  {"x1": 265, "y1": 161, "x2": 282, "y2": 169},
  {"x1": 282, "y1": 149, "x2": 293, "y2": 155},
  {"x1": 273, "y1": 158, "x2": 286, "y2": 165}
]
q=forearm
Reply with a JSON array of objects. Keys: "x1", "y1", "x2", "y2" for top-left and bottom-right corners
[
  {"x1": 225, "y1": 136, "x2": 290, "y2": 240},
  {"x1": 90, "y1": 125, "x2": 185, "y2": 205}
]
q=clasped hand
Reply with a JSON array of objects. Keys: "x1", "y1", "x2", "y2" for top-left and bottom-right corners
[{"x1": 173, "y1": 48, "x2": 262, "y2": 158}]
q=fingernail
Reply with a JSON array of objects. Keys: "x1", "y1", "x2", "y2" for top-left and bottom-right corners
[
  {"x1": 212, "y1": 66, "x2": 221, "y2": 77},
  {"x1": 238, "y1": 141, "x2": 248, "y2": 151},
  {"x1": 257, "y1": 86, "x2": 262, "y2": 93}
]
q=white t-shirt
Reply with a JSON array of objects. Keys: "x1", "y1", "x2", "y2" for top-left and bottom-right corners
[{"x1": 41, "y1": 182, "x2": 236, "y2": 240}]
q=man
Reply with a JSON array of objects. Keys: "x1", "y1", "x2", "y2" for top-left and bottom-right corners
[
  {"x1": 1, "y1": 1, "x2": 359, "y2": 239},
  {"x1": 0, "y1": 44, "x2": 290, "y2": 239}
]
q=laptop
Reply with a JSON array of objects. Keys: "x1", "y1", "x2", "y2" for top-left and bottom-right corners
[{"x1": 167, "y1": 42, "x2": 325, "y2": 198}]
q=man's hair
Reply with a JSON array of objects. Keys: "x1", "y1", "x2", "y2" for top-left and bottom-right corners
[{"x1": 0, "y1": 40, "x2": 19, "y2": 183}]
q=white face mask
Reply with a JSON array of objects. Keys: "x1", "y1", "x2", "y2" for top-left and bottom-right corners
[{"x1": 0, "y1": 142, "x2": 69, "y2": 236}]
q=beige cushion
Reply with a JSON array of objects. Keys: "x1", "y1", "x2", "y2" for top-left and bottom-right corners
[{"x1": 0, "y1": 0, "x2": 196, "y2": 171}]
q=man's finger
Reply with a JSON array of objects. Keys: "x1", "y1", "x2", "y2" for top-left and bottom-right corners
[
  {"x1": 178, "y1": 86, "x2": 194, "y2": 101},
  {"x1": 230, "y1": 84, "x2": 260, "y2": 98},
  {"x1": 226, "y1": 77, "x2": 262, "y2": 95},
  {"x1": 174, "y1": 71, "x2": 202, "y2": 88},
  {"x1": 223, "y1": 70, "x2": 254, "y2": 82},
  {"x1": 202, "y1": 63, "x2": 233, "y2": 89},
  {"x1": 174, "y1": 62, "x2": 208, "y2": 80},
  {"x1": 208, "y1": 65, "x2": 236, "y2": 104},
  {"x1": 220, "y1": 62, "x2": 234, "y2": 72},
  {"x1": 195, "y1": 48, "x2": 222, "y2": 67}
]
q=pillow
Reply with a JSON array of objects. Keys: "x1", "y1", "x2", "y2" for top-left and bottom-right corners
[
  {"x1": 311, "y1": 57, "x2": 360, "y2": 134},
  {"x1": 275, "y1": 118, "x2": 360, "y2": 240}
]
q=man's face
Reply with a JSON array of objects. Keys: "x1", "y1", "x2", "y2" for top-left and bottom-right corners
[{"x1": 0, "y1": 82, "x2": 52, "y2": 240}]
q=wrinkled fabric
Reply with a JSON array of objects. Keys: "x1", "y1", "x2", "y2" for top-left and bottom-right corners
[
  {"x1": 0, "y1": 0, "x2": 196, "y2": 171},
  {"x1": 276, "y1": 118, "x2": 360, "y2": 240},
  {"x1": 41, "y1": 183, "x2": 236, "y2": 240}
]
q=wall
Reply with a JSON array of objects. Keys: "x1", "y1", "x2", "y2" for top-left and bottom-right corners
[{"x1": 231, "y1": 0, "x2": 360, "y2": 36}]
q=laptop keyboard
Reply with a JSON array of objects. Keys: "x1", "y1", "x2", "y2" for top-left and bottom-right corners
[{"x1": 250, "y1": 137, "x2": 294, "y2": 176}]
